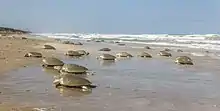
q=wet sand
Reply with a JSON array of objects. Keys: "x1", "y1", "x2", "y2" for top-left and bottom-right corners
[{"x1": 1, "y1": 37, "x2": 220, "y2": 110}]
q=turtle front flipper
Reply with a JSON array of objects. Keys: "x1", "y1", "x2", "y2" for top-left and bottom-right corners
[
  {"x1": 53, "y1": 79, "x2": 61, "y2": 88},
  {"x1": 81, "y1": 86, "x2": 92, "y2": 92},
  {"x1": 86, "y1": 71, "x2": 95, "y2": 76}
]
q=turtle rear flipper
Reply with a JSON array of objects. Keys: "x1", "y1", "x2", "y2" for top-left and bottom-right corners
[{"x1": 89, "y1": 85, "x2": 97, "y2": 88}]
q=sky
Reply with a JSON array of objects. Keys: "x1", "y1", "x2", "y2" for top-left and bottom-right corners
[{"x1": 0, "y1": 0, "x2": 220, "y2": 34}]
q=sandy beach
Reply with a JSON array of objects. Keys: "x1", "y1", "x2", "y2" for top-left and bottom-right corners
[{"x1": 0, "y1": 34, "x2": 220, "y2": 111}]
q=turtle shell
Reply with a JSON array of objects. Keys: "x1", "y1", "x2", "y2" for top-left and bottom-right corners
[
  {"x1": 144, "y1": 46, "x2": 151, "y2": 49},
  {"x1": 61, "y1": 64, "x2": 88, "y2": 73},
  {"x1": 73, "y1": 42, "x2": 83, "y2": 45},
  {"x1": 116, "y1": 52, "x2": 133, "y2": 57},
  {"x1": 76, "y1": 50, "x2": 89, "y2": 55},
  {"x1": 159, "y1": 51, "x2": 172, "y2": 57},
  {"x1": 139, "y1": 52, "x2": 152, "y2": 58},
  {"x1": 42, "y1": 57, "x2": 64, "y2": 66},
  {"x1": 99, "y1": 54, "x2": 116, "y2": 60},
  {"x1": 175, "y1": 56, "x2": 193, "y2": 65},
  {"x1": 59, "y1": 74, "x2": 92, "y2": 87},
  {"x1": 43, "y1": 45, "x2": 56, "y2": 50},
  {"x1": 24, "y1": 52, "x2": 42, "y2": 58},
  {"x1": 164, "y1": 48, "x2": 171, "y2": 51},
  {"x1": 99, "y1": 48, "x2": 111, "y2": 51},
  {"x1": 66, "y1": 50, "x2": 83, "y2": 56},
  {"x1": 177, "y1": 49, "x2": 183, "y2": 52}
]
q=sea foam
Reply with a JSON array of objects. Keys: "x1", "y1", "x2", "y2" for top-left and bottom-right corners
[{"x1": 33, "y1": 33, "x2": 220, "y2": 51}]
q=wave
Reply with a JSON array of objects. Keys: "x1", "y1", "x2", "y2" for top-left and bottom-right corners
[{"x1": 33, "y1": 33, "x2": 220, "y2": 51}]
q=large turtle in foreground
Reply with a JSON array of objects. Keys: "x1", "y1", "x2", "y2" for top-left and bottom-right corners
[
  {"x1": 175, "y1": 56, "x2": 193, "y2": 65},
  {"x1": 138, "y1": 52, "x2": 152, "y2": 58},
  {"x1": 42, "y1": 57, "x2": 64, "y2": 68},
  {"x1": 116, "y1": 52, "x2": 133, "y2": 58},
  {"x1": 24, "y1": 52, "x2": 42, "y2": 58},
  {"x1": 43, "y1": 45, "x2": 56, "y2": 50},
  {"x1": 65, "y1": 50, "x2": 83, "y2": 57},
  {"x1": 158, "y1": 51, "x2": 172, "y2": 57},
  {"x1": 53, "y1": 74, "x2": 96, "y2": 91},
  {"x1": 54, "y1": 64, "x2": 89, "y2": 74},
  {"x1": 99, "y1": 48, "x2": 111, "y2": 51},
  {"x1": 97, "y1": 54, "x2": 116, "y2": 60}
]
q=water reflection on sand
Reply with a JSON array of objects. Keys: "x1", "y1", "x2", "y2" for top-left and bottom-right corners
[{"x1": 0, "y1": 51, "x2": 220, "y2": 111}]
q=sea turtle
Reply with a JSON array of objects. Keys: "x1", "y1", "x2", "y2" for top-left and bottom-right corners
[
  {"x1": 158, "y1": 51, "x2": 172, "y2": 57},
  {"x1": 76, "y1": 50, "x2": 89, "y2": 55},
  {"x1": 177, "y1": 49, "x2": 183, "y2": 52},
  {"x1": 43, "y1": 45, "x2": 56, "y2": 50},
  {"x1": 138, "y1": 52, "x2": 152, "y2": 58},
  {"x1": 144, "y1": 46, "x2": 151, "y2": 49},
  {"x1": 99, "y1": 48, "x2": 111, "y2": 51},
  {"x1": 175, "y1": 56, "x2": 193, "y2": 65},
  {"x1": 54, "y1": 64, "x2": 89, "y2": 74},
  {"x1": 97, "y1": 54, "x2": 116, "y2": 60},
  {"x1": 94, "y1": 40, "x2": 104, "y2": 42},
  {"x1": 116, "y1": 52, "x2": 133, "y2": 58},
  {"x1": 62, "y1": 41, "x2": 72, "y2": 44},
  {"x1": 73, "y1": 42, "x2": 83, "y2": 45},
  {"x1": 164, "y1": 48, "x2": 171, "y2": 51},
  {"x1": 42, "y1": 57, "x2": 64, "y2": 68},
  {"x1": 24, "y1": 52, "x2": 42, "y2": 58},
  {"x1": 53, "y1": 74, "x2": 96, "y2": 91},
  {"x1": 65, "y1": 50, "x2": 83, "y2": 57}
]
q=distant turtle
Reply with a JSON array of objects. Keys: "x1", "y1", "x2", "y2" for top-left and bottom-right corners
[
  {"x1": 42, "y1": 57, "x2": 64, "y2": 68},
  {"x1": 53, "y1": 74, "x2": 96, "y2": 91},
  {"x1": 24, "y1": 52, "x2": 42, "y2": 58},
  {"x1": 144, "y1": 46, "x2": 151, "y2": 49},
  {"x1": 175, "y1": 56, "x2": 193, "y2": 65},
  {"x1": 21, "y1": 37, "x2": 27, "y2": 40},
  {"x1": 116, "y1": 52, "x2": 133, "y2": 58},
  {"x1": 138, "y1": 52, "x2": 152, "y2": 58},
  {"x1": 99, "y1": 48, "x2": 111, "y2": 51},
  {"x1": 62, "y1": 41, "x2": 73, "y2": 44},
  {"x1": 43, "y1": 45, "x2": 56, "y2": 50},
  {"x1": 65, "y1": 50, "x2": 83, "y2": 56},
  {"x1": 76, "y1": 50, "x2": 89, "y2": 55},
  {"x1": 158, "y1": 51, "x2": 172, "y2": 57},
  {"x1": 164, "y1": 48, "x2": 171, "y2": 51},
  {"x1": 95, "y1": 40, "x2": 104, "y2": 42},
  {"x1": 73, "y1": 42, "x2": 83, "y2": 45},
  {"x1": 55, "y1": 38, "x2": 61, "y2": 41},
  {"x1": 54, "y1": 64, "x2": 89, "y2": 74},
  {"x1": 177, "y1": 49, "x2": 183, "y2": 52},
  {"x1": 97, "y1": 54, "x2": 116, "y2": 60}
]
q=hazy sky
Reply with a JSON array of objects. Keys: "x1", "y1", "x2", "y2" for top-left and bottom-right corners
[{"x1": 0, "y1": 0, "x2": 219, "y2": 34}]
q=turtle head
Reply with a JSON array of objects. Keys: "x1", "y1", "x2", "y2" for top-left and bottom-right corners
[
  {"x1": 24, "y1": 53, "x2": 29, "y2": 57},
  {"x1": 81, "y1": 86, "x2": 92, "y2": 92},
  {"x1": 54, "y1": 66, "x2": 62, "y2": 71},
  {"x1": 53, "y1": 75, "x2": 61, "y2": 87}
]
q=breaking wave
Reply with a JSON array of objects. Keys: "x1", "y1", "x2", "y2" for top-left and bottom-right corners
[{"x1": 33, "y1": 33, "x2": 220, "y2": 51}]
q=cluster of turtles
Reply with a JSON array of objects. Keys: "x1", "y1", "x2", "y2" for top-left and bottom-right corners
[{"x1": 23, "y1": 44, "x2": 194, "y2": 92}]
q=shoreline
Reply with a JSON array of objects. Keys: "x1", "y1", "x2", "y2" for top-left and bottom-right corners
[{"x1": 0, "y1": 34, "x2": 219, "y2": 74}]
